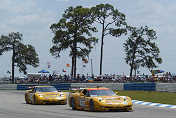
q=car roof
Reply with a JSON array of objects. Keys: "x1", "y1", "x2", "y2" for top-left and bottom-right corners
[{"x1": 86, "y1": 87, "x2": 110, "y2": 91}]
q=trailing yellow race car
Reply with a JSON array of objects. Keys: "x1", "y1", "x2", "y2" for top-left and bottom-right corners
[
  {"x1": 68, "y1": 87, "x2": 133, "y2": 111},
  {"x1": 25, "y1": 86, "x2": 67, "y2": 105}
]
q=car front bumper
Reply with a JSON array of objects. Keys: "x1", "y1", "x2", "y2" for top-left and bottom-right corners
[
  {"x1": 94, "y1": 103, "x2": 133, "y2": 111},
  {"x1": 37, "y1": 97, "x2": 67, "y2": 104}
]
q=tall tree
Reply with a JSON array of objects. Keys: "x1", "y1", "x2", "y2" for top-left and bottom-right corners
[
  {"x1": 91, "y1": 4, "x2": 127, "y2": 75},
  {"x1": 124, "y1": 26, "x2": 162, "y2": 78},
  {"x1": 0, "y1": 32, "x2": 39, "y2": 83},
  {"x1": 50, "y1": 6, "x2": 98, "y2": 78}
]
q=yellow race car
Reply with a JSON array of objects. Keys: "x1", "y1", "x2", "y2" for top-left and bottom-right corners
[
  {"x1": 25, "y1": 86, "x2": 67, "y2": 105},
  {"x1": 68, "y1": 87, "x2": 133, "y2": 112}
]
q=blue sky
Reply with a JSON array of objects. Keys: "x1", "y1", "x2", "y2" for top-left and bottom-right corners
[{"x1": 0, "y1": 0, "x2": 176, "y2": 77}]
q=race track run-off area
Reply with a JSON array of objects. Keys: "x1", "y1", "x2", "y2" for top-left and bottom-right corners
[{"x1": 0, "y1": 91, "x2": 176, "y2": 118}]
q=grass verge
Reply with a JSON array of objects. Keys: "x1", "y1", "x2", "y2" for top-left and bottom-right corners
[{"x1": 115, "y1": 90, "x2": 176, "y2": 105}]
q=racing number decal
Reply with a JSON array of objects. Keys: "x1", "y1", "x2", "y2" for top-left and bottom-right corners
[
  {"x1": 29, "y1": 93, "x2": 33, "y2": 101},
  {"x1": 79, "y1": 98, "x2": 86, "y2": 107}
]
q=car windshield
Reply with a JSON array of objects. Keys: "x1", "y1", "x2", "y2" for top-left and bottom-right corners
[
  {"x1": 89, "y1": 90, "x2": 116, "y2": 96},
  {"x1": 36, "y1": 87, "x2": 58, "y2": 92}
]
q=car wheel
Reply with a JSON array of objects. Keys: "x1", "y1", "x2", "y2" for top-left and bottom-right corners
[
  {"x1": 128, "y1": 106, "x2": 133, "y2": 112},
  {"x1": 25, "y1": 94, "x2": 29, "y2": 104},
  {"x1": 32, "y1": 95, "x2": 36, "y2": 105},
  {"x1": 90, "y1": 100, "x2": 94, "y2": 112},
  {"x1": 71, "y1": 98, "x2": 76, "y2": 110}
]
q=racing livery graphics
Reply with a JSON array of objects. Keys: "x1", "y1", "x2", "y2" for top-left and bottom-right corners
[
  {"x1": 25, "y1": 86, "x2": 67, "y2": 105},
  {"x1": 68, "y1": 87, "x2": 133, "y2": 111}
]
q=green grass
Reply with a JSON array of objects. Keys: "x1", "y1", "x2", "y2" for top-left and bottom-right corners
[
  {"x1": 115, "y1": 90, "x2": 176, "y2": 105},
  {"x1": 62, "y1": 90, "x2": 176, "y2": 105}
]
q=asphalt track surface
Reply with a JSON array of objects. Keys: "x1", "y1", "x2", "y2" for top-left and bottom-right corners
[{"x1": 0, "y1": 90, "x2": 176, "y2": 118}]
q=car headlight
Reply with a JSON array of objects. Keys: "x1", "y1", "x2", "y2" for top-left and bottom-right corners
[
  {"x1": 97, "y1": 97, "x2": 105, "y2": 102},
  {"x1": 124, "y1": 97, "x2": 131, "y2": 102},
  {"x1": 100, "y1": 99, "x2": 106, "y2": 102},
  {"x1": 60, "y1": 94, "x2": 65, "y2": 97},
  {"x1": 38, "y1": 94, "x2": 44, "y2": 97},
  {"x1": 56, "y1": 97, "x2": 62, "y2": 99}
]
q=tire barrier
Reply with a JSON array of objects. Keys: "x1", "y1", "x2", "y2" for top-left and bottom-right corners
[
  {"x1": 17, "y1": 84, "x2": 71, "y2": 90},
  {"x1": 124, "y1": 83, "x2": 156, "y2": 91}
]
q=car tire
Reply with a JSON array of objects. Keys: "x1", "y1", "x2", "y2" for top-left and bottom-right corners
[
  {"x1": 90, "y1": 100, "x2": 94, "y2": 112},
  {"x1": 32, "y1": 95, "x2": 36, "y2": 105},
  {"x1": 25, "y1": 94, "x2": 29, "y2": 104},
  {"x1": 71, "y1": 98, "x2": 76, "y2": 110},
  {"x1": 128, "y1": 106, "x2": 133, "y2": 112}
]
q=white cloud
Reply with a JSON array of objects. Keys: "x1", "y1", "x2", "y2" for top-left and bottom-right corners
[
  {"x1": 0, "y1": 0, "x2": 37, "y2": 13},
  {"x1": 10, "y1": 11, "x2": 54, "y2": 26}
]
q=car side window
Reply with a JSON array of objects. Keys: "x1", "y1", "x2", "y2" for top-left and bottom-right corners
[
  {"x1": 85, "y1": 91, "x2": 90, "y2": 97},
  {"x1": 33, "y1": 87, "x2": 36, "y2": 93},
  {"x1": 82, "y1": 89, "x2": 87, "y2": 95}
]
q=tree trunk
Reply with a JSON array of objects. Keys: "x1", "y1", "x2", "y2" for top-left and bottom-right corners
[
  {"x1": 130, "y1": 64, "x2": 133, "y2": 79},
  {"x1": 73, "y1": 24, "x2": 78, "y2": 78},
  {"x1": 130, "y1": 37, "x2": 139, "y2": 79},
  {"x1": 130, "y1": 52, "x2": 136, "y2": 79},
  {"x1": 99, "y1": 22, "x2": 105, "y2": 75},
  {"x1": 74, "y1": 50, "x2": 77, "y2": 78},
  {"x1": 71, "y1": 55, "x2": 74, "y2": 78},
  {"x1": 12, "y1": 42, "x2": 15, "y2": 84}
]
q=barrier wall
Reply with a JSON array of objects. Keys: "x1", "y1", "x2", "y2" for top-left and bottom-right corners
[
  {"x1": 124, "y1": 83, "x2": 156, "y2": 91},
  {"x1": 1, "y1": 83, "x2": 176, "y2": 92},
  {"x1": 156, "y1": 83, "x2": 176, "y2": 92},
  {"x1": 71, "y1": 83, "x2": 124, "y2": 90},
  {"x1": 0, "y1": 84, "x2": 17, "y2": 90},
  {"x1": 17, "y1": 84, "x2": 71, "y2": 90}
]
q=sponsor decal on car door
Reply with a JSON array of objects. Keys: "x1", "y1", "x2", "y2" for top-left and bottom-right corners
[
  {"x1": 79, "y1": 96, "x2": 90, "y2": 107},
  {"x1": 29, "y1": 92, "x2": 33, "y2": 101}
]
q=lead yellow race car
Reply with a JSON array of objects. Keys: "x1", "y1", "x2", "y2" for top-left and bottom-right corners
[
  {"x1": 68, "y1": 87, "x2": 133, "y2": 112},
  {"x1": 25, "y1": 86, "x2": 67, "y2": 105}
]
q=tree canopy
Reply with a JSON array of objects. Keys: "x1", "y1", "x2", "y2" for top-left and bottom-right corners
[
  {"x1": 50, "y1": 6, "x2": 98, "y2": 78},
  {"x1": 124, "y1": 26, "x2": 162, "y2": 77},
  {"x1": 91, "y1": 3, "x2": 127, "y2": 75},
  {"x1": 0, "y1": 32, "x2": 39, "y2": 83}
]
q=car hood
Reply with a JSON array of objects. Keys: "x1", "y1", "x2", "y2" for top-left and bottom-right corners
[
  {"x1": 36, "y1": 92, "x2": 64, "y2": 96},
  {"x1": 92, "y1": 95, "x2": 121, "y2": 100},
  {"x1": 91, "y1": 95, "x2": 131, "y2": 104}
]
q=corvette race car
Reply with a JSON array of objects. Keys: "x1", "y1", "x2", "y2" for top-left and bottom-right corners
[
  {"x1": 68, "y1": 87, "x2": 133, "y2": 111},
  {"x1": 25, "y1": 86, "x2": 67, "y2": 105}
]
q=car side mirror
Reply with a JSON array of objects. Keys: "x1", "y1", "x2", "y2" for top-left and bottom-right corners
[{"x1": 80, "y1": 93, "x2": 84, "y2": 96}]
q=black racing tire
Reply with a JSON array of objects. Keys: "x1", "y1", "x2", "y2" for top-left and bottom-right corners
[
  {"x1": 128, "y1": 106, "x2": 133, "y2": 112},
  {"x1": 25, "y1": 94, "x2": 29, "y2": 104},
  {"x1": 90, "y1": 100, "x2": 94, "y2": 112},
  {"x1": 32, "y1": 95, "x2": 36, "y2": 105},
  {"x1": 71, "y1": 98, "x2": 76, "y2": 110}
]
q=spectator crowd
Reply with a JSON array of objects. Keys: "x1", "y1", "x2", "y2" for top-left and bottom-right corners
[{"x1": 2, "y1": 73, "x2": 175, "y2": 84}]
